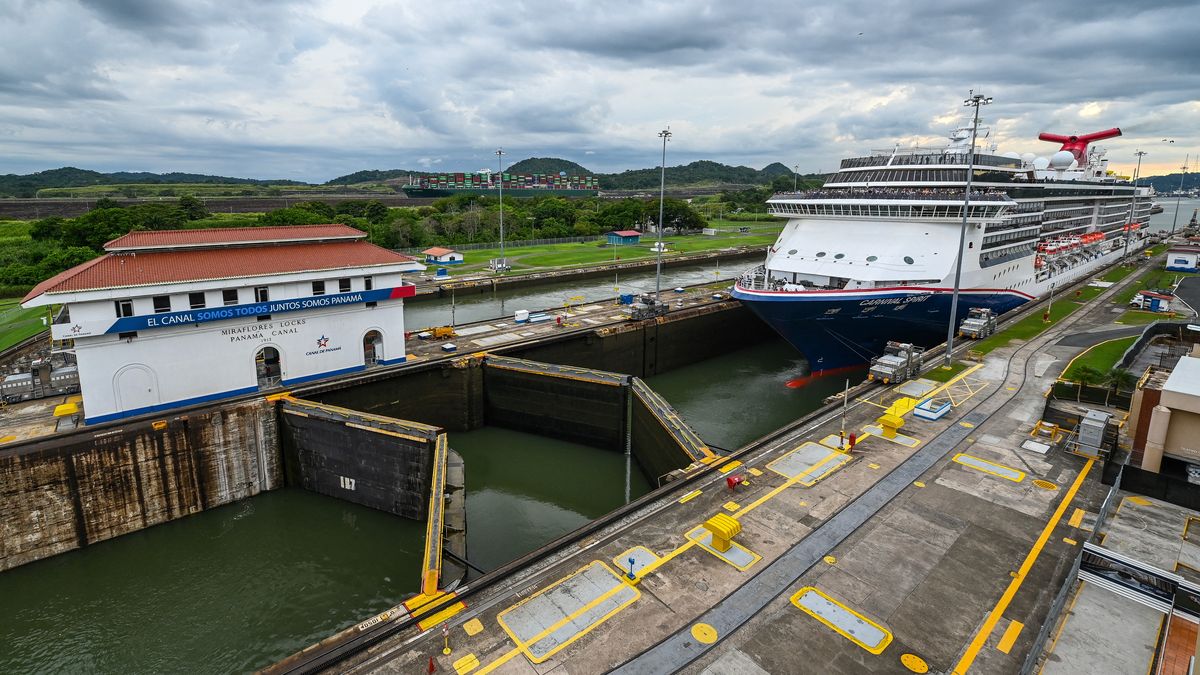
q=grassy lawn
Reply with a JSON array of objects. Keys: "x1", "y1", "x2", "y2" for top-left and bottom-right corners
[
  {"x1": 924, "y1": 361, "x2": 969, "y2": 382},
  {"x1": 1099, "y1": 265, "x2": 1137, "y2": 283},
  {"x1": 1112, "y1": 267, "x2": 1200, "y2": 305},
  {"x1": 441, "y1": 228, "x2": 781, "y2": 276},
  {"x1": 1074, "y1": 285, "x2": 1106, "y2": 301},
  {"x1": 973, "y1": 298, "x2": 1084, "y2": 354},
  {"x1": 0, "y1": 299, "x2": 49, "y2": 352},
  {"x1": 1061, "y1": 336, "x2": 1137, "y2": 381},
  {"x1": 1115, "y1": 310, "x2": 1170, "y2": 325}
]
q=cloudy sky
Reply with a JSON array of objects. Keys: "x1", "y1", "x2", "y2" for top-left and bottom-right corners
[{"x1": 1, "y1": 0, "x2": 1197, "y2": 182}]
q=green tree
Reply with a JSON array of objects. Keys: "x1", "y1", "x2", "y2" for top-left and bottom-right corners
[
  {"x1": 62, "y1": 208, "x2": 135, "y2": 249},
  {"x1": 1073, "y1": 365, "x2": 1106, "y2": 402},
  {"x1": 363, "y1": 200, "x2": 389, "y2": 225},
  {"x1": 295, "y1": 200, "x2": 335, "y2": 219},
  {"x1": 178, "y1": 195, "x2": 209, "y2": 220},
  {"x1": 1104, "y1": 367, "x2": 1137, "y2": 406},
  {"x1": 258, "y1": 207, "x2": 330, "y2": 226},
  {"x1": 93, "y1": 197, "x2": 122, "y2": 211},
  {"x1": 29, "y1": 217, "x2": 65, "y2": 241},
  {"x1": 596, "y1": 199, "x2": 645, "y2": 232}
]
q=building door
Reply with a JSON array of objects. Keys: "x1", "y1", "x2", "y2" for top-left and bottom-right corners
[
  {"x1": 363, "y1": 330, "x2": 383, "y2": 367},
  {"x1": 255, "y1": 347, "x2": 281, "y2": 389},
  {"x1": 114, "y1": 365, "x2": 160, "y2": 413}
]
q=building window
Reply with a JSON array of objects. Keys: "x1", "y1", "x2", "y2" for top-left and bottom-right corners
[
  {"x1": 189, "y1": 292, "x2": 206, "y2": 309},
  {"x1": 312, "y1": 281, "x2": 325, "y2": 296},
  {"x1": 255, "y1": 286, "x2": 269, "y2": 303},
  {"x1": 223, "y1": 289, "x2": 239, "y2": 306},
  {"x1": 339, "y1": 278, "x2": 351, "y2": 293},
  {"x1": 257, "y1": 315, "x2": 271, "y2": 321},
  {"x1": 114, "y1": 299, "x2": 134, "y2": 318},
  {"x1": 153, "y1": 296, "x2": 171, "y2": 313},
  {"x1": 364, "y1": 276, "x2": 373, "y2": 291}
]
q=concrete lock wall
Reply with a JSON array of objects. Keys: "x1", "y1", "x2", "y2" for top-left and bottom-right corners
[
  {"x1": 304, "y1": 357, "x2": 484, "y2": 432},
  {"x1": 630, "y1": 378, "x2": 713, "y2": 485},
  {"x1": 276, "y1": 399, "x2": 440, "y2": 520},
  {"x1": 482, "y1": 356, "x2": 628, "y2": 451},
  {"x1": 0, "y1": 398, "x2": 281, "y2": 572}
]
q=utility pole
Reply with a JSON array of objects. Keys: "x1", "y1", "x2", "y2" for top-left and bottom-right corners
[
  {"x1": 1123, "y1": 150, "x2": 1146, "y2": 259},
  {"x1": 656, "y1": 127, "x2": 671, "y2": 303},
  {"x1": 496, "y1": 148, "x2": 506, "y2": 273},
  {"x1": 944, "y1": 90, "x2": 992, "y2": 367},
  {"x1": 1171, "y1": 153, "x2": 1189, "y2": 238}
]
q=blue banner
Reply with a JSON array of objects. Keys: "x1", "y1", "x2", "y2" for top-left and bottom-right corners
[{"x1": 105, "y1": 286, "x2": 414, "y2": 334}]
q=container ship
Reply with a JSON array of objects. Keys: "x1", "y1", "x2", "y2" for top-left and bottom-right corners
[
  {"x1": 732, "y1": 113, "x2": 1153, "y2": 372},
  {"x1": 401, "y1": 171, "x2": 599, "y2": 198}
]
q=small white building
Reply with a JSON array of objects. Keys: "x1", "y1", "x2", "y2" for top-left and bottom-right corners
[
  {"x1": 1166, "y1": 246, "x2": 1200, "y2": 273},
  {"x1": 422, "y1": 247, "x2": 464, "y2": 265},
  {"x1": 22, "y1": 224, "x2": 424, "y2": 425}
]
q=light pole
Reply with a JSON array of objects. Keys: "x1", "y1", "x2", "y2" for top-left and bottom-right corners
[
  {"x1": 496, "y1": 148, "x2": 506, "y2": 273},
  {"x1": 1123, "y1": 150, "x2": 1146, "y2": 259},
  {"x1": 793, "y1": 164, "x2": 800, "y2": 192},
  {"x1": 1170, "y1": 151, "x2": 1189, "y2": 238},
  {"x1": 943, "y1": 90, "x2": 992, "y2": 367},
  {"x1": 656, "y1": 127, "x2": 671, "y2": 303}
]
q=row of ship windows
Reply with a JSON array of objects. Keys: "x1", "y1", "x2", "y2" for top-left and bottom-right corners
[
  {"x1": 113, "y1": 276, "x2": 375, "y2": 317},
  {"x1": 979, "y1": 243, "x2": 1035, "y2": 268},
  {"x1": 771, "y1": 203, "x2": 1002, "y2": 218}
]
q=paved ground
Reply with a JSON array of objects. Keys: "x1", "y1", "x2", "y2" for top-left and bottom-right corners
[
  {"x1": 1173, "y1": 276, "x2": 1200, "y2": 315},
  {"x1": 333, "y1": 259, "x2": 1150, "y2": 675}
]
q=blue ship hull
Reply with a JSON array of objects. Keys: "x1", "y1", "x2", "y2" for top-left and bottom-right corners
[{"x1": 731, "y1": 287, "x2": 1030, "y2": 371}]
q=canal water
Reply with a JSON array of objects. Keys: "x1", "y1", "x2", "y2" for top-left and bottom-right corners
[{"x1": 404, "y1": 258, "x2": 743, "y2": 328}]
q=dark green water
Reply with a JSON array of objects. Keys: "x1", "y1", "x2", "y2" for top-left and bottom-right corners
[
  {"x1": 0, "y1": 338, "x2": 835, "y2": 673},
  {"x1": 449, "y1": 427, "x2": 652, "y2": 572}
]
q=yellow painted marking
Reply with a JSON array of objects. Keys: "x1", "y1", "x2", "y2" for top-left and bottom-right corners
[
  {"x1": 791, "y1": 586, "x2": 893, "y2": 654},
  {"x1": 1068, "y1": 508, "x2": 1084, "y2": 528},
  {"x1": 0, "y1": 435, "x2": 15, "y2": 443},
  {"x1": 495, "y1": 561, "x2": 640, "y2": 665},
  {"x1": 723, "y1": 501, "x2": 740, "y2": 512},
  {"x1": 868, "y1": 463, "x2": 881, "y2": 469},
  {"x1": 914, "y1": 481, "x2": 926, "y2": 488},
  {"x1": 1126, "y1": 495, "x2": 1152, "y2": 506},
  {"x1": 453, "y1": 653, "x2": 480, "y2": 674},
  {"x1": 1063, "y1": 537, "x2": 1078, "y2": 545},
  {"x1": 959, "y1": 421, "x2": 975, "y2": 428},
  {"x1": 824, "y1": 555, "x2": 837, "y2": 565},
  {"x1": 691, "y1": 623, "x2": 718, "y2": 644},
  {"x1": 463, "y1": 618, "x2": 483, "y2": 636},
  {"x1": 953, "y1": 459, "x2": 1094, "y2": 674},
  {"x1": 718, "y1": 460, "x2": 743, "y2": 474},
  {"x1": 678, "y1": 489, "x2": 702, "y2": 504},
  {"x1": 748, "y1": 467, "x2": 763, "y2": 477},
  {"x1": 1006, "y1": 386, "x2": 1017, "y2": 391},
  {"x1": 996, "y1": 619, "x2": 1023, "y2": 654},
  {"x1": 1184, "y1": 516, "x2": 1200, "y2": 541},
  {"x1": 953, "y1": 453, "x2": 1026, "y2": 483},
  {"x1": 417, "y1": 596, "x2": 467, "y2": 631},
  {"x1": 901, "y1": 653, "x2": 930, "y2": 673},
  {"x1": 686, "y1": 526, "x2": 761, "y2": 571},
  {"x1": 1033, "y1": 479, "x2": 1058, "y2": 491}
]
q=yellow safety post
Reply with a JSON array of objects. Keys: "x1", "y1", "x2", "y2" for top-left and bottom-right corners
[
  {"x1": 703, "y1": 513, "x2": 742, "y2": 553},
  {"x1": 885, "y1": 397, "x2": 917, "y2": 417},
  {"x1": 877, "y1": 412, "x2": 905, "y2": 440}
]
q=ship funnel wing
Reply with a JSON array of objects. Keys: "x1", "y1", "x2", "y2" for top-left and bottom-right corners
[{"x1": 1037, "y1": 128, "x2": 1122, "y2": 164}]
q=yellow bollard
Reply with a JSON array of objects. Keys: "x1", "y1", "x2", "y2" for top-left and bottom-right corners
[
  {"x1": 877, "y1": 412, "x2": 904, "y2": 440},
  {"x1": 703, "y1": 513, "x2": 742, "y2": 553}
]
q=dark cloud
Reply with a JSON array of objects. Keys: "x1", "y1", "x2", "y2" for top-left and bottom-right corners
[{"x1": 0, "y1": 0, "x2": 1196, "y2": 181}]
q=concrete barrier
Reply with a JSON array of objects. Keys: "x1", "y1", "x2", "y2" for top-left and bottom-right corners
[{"x1": 0, "y1": 397, "x2": 281, "y2": 572}]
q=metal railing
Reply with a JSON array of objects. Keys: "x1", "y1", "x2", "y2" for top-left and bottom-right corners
[{"x1": 399, "y1": 235, "x2": 603, "y2": 255}]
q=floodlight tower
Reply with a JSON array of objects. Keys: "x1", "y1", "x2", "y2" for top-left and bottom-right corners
[{"x1": 655, "y1": 127, "x2": 671, "y2": 302}]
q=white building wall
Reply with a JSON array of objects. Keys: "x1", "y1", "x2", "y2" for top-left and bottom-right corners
[{"x1": 74, "y1": 298, "x2": 408, "y2": 424}]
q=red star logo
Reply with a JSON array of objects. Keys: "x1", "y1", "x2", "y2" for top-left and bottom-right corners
[{"x1": 317, "y1": 336, "x2": 330, "y2": 348}]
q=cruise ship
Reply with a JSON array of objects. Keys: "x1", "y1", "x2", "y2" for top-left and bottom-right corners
[{"x1": 732, "y1": 116, "x2": 1153, "y2": 372}]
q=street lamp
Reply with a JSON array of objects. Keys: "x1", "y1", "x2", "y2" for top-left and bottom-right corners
[
  {"x1": 496, "y1": 148, "x2": 506, "y2": 273},
  {"x1": 1123, "y1": 150, "x2": 1146, "y2": 259},
  {"x1": 943, "y1": 90, "x2": 992, "y2": 367},
  {"x1": 656, "y1": 126, "x2": 671, "y2": 303},
  {"x1": 1164, "y1": 140, "x2": 1189, "y2": 238},
  {"x1": 793, "y1": 164, "x2": 800, "y2": 193}
]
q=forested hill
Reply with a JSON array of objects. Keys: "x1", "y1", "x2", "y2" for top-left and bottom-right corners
[
  {"x1": 1143, "y1": 172, "x2": 1200, "y2": 194},
  {"x1": 600, "y1": 160, "x2": 787, "y2": 189},
  {"x1": 0, "y1": 167, "x2": 303, "y2": 198},
  {"x1": 323, "y1": 169, "x2": 420, "y2": 185},
  {"x1": 505, "y1": 157, "x2": 593, "y2": 175}
]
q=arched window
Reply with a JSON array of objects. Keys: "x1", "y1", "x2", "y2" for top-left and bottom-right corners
[{"x1": 255, "y1": 347, "x2": 281, "y2": 389}]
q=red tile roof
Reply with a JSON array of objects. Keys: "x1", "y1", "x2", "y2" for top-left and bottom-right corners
[
  {"x1": 104, "y1": 224, "x2": 365, "y2": 250},
  {"x1": 610, "y1": 230, "x2": 641, "y2": 237},
  {"x1": 23, "y1": 240, "x2": 417, "y2": 303},
  {"x1": 422, "y1": 247, "x2": 457, "y2": 256}
]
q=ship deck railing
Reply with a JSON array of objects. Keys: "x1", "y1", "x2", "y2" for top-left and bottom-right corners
[{"x1": 770, "y1": 188, "x2": 1011, "y2": 202}]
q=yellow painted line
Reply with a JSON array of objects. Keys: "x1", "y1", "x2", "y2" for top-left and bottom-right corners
[
  {"x1": 1056, "y1": 337, "x2": 1132, "y2": 384},
  {"x1": 748, "y1": 467, "x2": 763, "y2": 477},
  {"x1": 953, "y1": 458, "x2": 1094, "y2": 674},
  {"x1": 914, "y1": 481, "x2": 926, "y2": 488},
  {"x1": 959, "y1": 421, "x2": 975, "y2": 428},
  {"x1": 1126, "y1": 495, "x2": 1151, "y2": 506},
  {"x1": 416, "y1": 597, "x2": 466, "y2": 631},
  {"x1": 953, "y1": 453, "x2": 1026, "y2": 483},
  {"x1": 791, "y1": 586, "x2": 893, "y2": 654},
  {"x1": 344, "y1": 421, "x2": 427, "y2": 443},
  {"x1": 922, "y1": 362, "x2": 985, "y2": 399},
  {"x1": 1068, "y1": 508, "x2": 1084, "y2": 528},
  {"x1": 0, "y1": 435, "x2": 15, "y2": 443},
  {"x1": 631, "y1": 540, "x2": 697, "y2": 579},
  {"x1": 678, "y1": 489, "x2": 702, "y2": 504},
  {"x1": 1184, "y1": 516, "x2": 1200, "y2": 540},
  {"x1": 868, "y1": 463, "x2": 881, "y2": 470},
  {"x1": 723, "y1": 501, "x2": 740, "y2": 512},
  {"x1": 463, "y1": 618, "x2": 483, "y2": 636},
  {"x1": 996, "y1": 619, "x2": 1024, "y2": 654},
  {"x1": 1063, "y1": 537, "x2": 1077, "y2": 545},
  {"x1": 453, "y1": 653, "x2": 480, "y2": 674},
  {"x1": 685, "y1": 526, "x2": 761, "y2": 571},
  {"x1": 718, "y1": 460, "x2": 743, "y2": 474}
]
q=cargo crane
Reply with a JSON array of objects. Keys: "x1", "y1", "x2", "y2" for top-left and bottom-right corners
[{"x1": 867, "y1": 342, "x2": 925, "y2": 385}]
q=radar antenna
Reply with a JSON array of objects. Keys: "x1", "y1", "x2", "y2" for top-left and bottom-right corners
[{"x1": 1037, "y1": 128, "x2": 1122, "y2": 164}]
